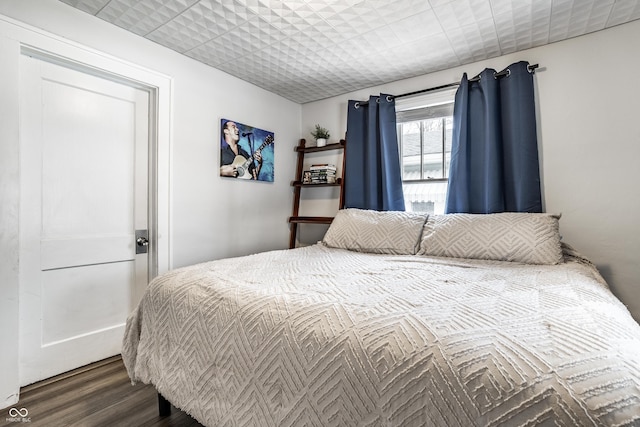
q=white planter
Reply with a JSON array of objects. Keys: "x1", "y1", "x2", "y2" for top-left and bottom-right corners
[{"x1": 316, "y1": 138, "x2": 327, "y2": 147}]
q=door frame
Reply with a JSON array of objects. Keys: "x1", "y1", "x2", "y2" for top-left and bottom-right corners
[{"x1": 0, "y1": 14, "x2": 172, "y2": 407}]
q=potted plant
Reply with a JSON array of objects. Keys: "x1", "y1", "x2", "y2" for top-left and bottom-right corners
[{"x1": 311, "y1": 124, "x2": 330, "y2": 147}]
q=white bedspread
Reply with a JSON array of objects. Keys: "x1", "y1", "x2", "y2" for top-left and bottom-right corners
[{"x1": 122, "y1": 243, "x2": 640, "y2": 426}]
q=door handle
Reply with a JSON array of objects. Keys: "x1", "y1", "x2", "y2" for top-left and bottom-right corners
[{"x1": 135, "y1": 230, "x2": 149, "y2": 254}]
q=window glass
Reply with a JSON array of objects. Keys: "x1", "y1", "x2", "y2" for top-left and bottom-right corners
[
  {"x1": 400, "y1": 122, "x2": 420, "y2": 181},
  {"x1": 396, "y1": 89, "x2": 456, "y2": 215}
]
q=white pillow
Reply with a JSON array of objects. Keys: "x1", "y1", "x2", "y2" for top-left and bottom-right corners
[
  {"x1": 417, "y1": 212, "x2": 563, "y2": 264},
  {"x1": 323, "y1": 209, "x2": 428, "y2": 255}
]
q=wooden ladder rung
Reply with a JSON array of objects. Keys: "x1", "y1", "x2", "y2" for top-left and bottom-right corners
[{"x1": 288, "y1": 216, "x2": 334, "y2": 224}]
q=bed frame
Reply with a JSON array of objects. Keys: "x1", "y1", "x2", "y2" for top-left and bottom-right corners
[{"x1": 158, "y1": 392, "x2": 171, "y2": 416}]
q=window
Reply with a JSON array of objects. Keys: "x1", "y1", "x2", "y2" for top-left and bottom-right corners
[{"x1": 396, "y1": 88, "x2": 456, "y2": 215}]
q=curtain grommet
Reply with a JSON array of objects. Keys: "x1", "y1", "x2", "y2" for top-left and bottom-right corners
[
  {"x1": 386, "y1": 95, "x2": 393, "y2": 102},
  {"x1": 354, "y1": 102, "x2": 360, "y2": 109},
  {"x1": 495, "y1": 68, "x2": 511, "y2": 79}
]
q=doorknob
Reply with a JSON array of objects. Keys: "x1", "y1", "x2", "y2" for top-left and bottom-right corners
[{"x1": 135, "y1": 230, "x2": 149, "y2": 254}]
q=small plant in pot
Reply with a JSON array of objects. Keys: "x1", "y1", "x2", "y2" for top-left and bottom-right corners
[{"x1": 311, "y1": 124, "x2": 330, "y2": 147}]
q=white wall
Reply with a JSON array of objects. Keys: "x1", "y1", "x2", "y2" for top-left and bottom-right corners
[
  {"x1": 301, "y1": 20, "x2": 640, "y2": 322},
  {"x1": 0, "y1": 0, "x2": 300, "y2": 409}
]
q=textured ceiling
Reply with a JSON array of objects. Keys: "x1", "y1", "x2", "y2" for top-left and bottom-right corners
[{"x1": 60, "y1": 0, "x2": 640, "y2": 103}]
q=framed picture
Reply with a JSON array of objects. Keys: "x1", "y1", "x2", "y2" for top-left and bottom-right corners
[{"x1": 220, "y1": 118, "x2": 274, "y2": 182}]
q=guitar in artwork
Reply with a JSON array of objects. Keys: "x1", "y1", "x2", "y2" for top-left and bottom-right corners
[{"x1": 232, "y1": 135, "x2": 274, "y2": 179}]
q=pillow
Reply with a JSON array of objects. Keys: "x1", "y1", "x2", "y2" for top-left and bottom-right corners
[
  {"x1": 323, "y1": 208, "x2": 428, "y2": 255},
  {"x1": 417, "y1": 212, "x2": 563, "y2": 264}
]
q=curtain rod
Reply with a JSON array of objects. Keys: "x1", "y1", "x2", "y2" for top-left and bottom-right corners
[
  {"x1": 355, "y1": 82, "x2": 459, "y2": 107},
  {"x1": 354, "y1": 63, "x2": 540, "y2": 107},
  {"x1": 468, "y1": 63, "x2": 539, "y2": 82},
  {"x1": 392, "y1": 81, "x2": 460, "y2": 100}
]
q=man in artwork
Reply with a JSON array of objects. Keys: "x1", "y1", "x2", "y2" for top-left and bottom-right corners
[{"x1": 220, "y1": 120, "x2": 262, "y2": 179}]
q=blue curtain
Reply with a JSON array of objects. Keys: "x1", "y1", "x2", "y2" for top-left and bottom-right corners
[
  {"x1": 446, "y1": 61, "x2": 542, "y2": 214},
  {"x1": 345, "y1": 94, "x2": 405, "y2": 211}
]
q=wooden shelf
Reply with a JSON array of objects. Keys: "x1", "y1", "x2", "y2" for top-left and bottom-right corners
[
  {"x1": 288, "y1": 138, "x2": 346, "y2": 249},
  {"x1": 288, "y1": 216, "x2": 334, "y2": 224},
  {"x1": 294, "y1": 140, "x2": 345, "y2": 153},
  {"x1": 291, "y1": 178, "x2": 342, "y2": 187}
]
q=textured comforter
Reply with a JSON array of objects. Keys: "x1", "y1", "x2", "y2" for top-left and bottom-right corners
[{"x1": 122, "y1": 244, "x2": 640, "y2": 426}]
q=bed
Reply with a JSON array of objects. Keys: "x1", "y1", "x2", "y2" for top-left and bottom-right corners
[{"x1": 122, "y1": 209, "x2": 640, "y2": 426}]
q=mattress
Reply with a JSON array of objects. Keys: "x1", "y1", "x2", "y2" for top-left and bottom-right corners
[{"x1": 122, "y1": 243, "x2": 640, "y2": 426}]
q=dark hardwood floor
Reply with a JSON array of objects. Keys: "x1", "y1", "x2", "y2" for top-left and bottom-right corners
[{"x1": 1, "y1": 356, "x2": 204, "y2": 427}]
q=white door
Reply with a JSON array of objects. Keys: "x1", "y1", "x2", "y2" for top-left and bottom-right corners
[{"x1": 19, "y1": 54, "x2": 150, "y2": 385}]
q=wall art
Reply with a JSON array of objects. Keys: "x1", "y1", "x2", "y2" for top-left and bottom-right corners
[{"x1": 220, "y1": 118, "x2": 274, "y2": 182}]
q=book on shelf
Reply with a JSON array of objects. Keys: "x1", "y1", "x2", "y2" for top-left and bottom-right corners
[
  {"x1": 309, "y1": 177, "x2": 336, "y2": 184},
  {"x1": 302, "y1": 163, "x2": 338, "y2": 184},
  {"x1": 303, "y1": 169, "x2": 336, "y2": 184},
  {"x1": 309, "y1": 163, "x2": 337, "y2": 171}
]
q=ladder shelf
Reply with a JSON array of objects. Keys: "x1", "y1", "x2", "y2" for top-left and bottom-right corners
[{"x1": 288, "y1": 138, "x2": 346, "y2": 248}]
